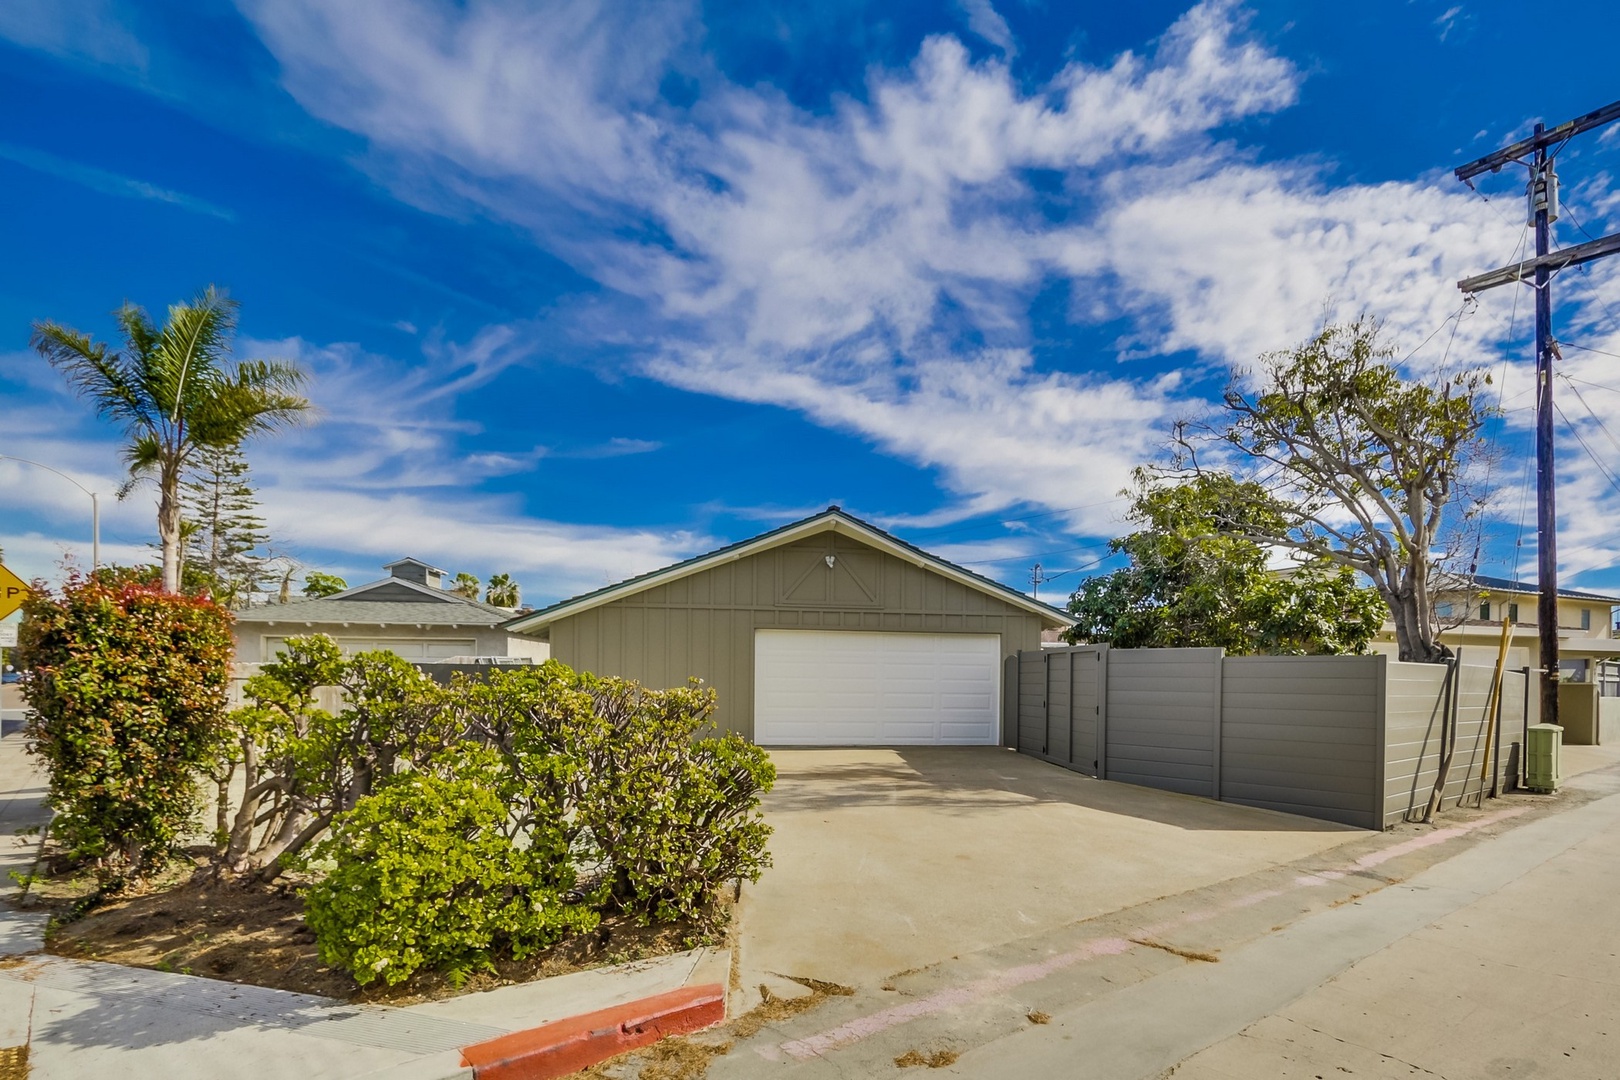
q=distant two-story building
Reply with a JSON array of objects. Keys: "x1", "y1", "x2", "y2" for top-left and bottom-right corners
[{"x1": 1370, "y1": 573, "x2": 1620, "y2": 689}]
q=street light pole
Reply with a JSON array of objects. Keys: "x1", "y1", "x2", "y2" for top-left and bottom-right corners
[{"x1": 0, "y1": 455, "x2": 101, "y2": 570}]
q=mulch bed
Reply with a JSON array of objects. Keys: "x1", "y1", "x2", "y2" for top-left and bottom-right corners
[{"x1": 30, "y1": 849, "x2": 724, "y2": 1004}]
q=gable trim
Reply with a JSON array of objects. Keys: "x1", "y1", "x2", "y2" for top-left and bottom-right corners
[{"x1": 504, "y1": 509, "x2": 1073, "y2": 633}]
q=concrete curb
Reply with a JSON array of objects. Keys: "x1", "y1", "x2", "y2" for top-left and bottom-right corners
[{"x1": 458, "y1": 983, "x2": 726, "y2": 1079}]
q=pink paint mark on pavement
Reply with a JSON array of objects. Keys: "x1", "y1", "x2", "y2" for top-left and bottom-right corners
[
  {"x1": 776, "y1": 936, "x2": 1135, "y2": 1060},
  {"x1": 771, "y1": 803, "x2": 1532, "y2": 1062}
]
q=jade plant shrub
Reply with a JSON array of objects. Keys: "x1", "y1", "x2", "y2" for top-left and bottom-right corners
[
  {"x1": 299, "y1": 745, "x2": 598, "y2": 987},
  {"x1": 213, "y1": 636, "x2": 460, "y2": 883},
  {"x1": 565, "y1": 676, "x2": 776, "y2": 924},
  {"x1": 460, "y1": 663, "x2": 777, "y2": 923},
  {"x1": 16, "y1": 573, "x2": 233, "y2": 882}
]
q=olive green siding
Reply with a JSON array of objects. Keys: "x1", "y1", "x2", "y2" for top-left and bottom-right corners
[{"x1": 546, "y1": 532, "x2": 1047, "y2": 741}]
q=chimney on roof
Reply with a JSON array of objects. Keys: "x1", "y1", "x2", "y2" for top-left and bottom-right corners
[{"x1": 385, "y1": 558, "x2": 445, "y2": 590}]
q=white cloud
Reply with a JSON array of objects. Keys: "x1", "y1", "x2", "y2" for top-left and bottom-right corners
[{"x1": 225, "y1": 0, "x2": 1619, "y2": 578}]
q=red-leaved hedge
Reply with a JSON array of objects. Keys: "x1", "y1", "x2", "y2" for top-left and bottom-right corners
[{"x1": 17, "y1": 574, "x2": 233, "y2": 882}]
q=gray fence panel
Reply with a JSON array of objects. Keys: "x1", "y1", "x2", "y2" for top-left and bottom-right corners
[
  {"x1": 1068, "y1": 649, "x2": 1101, "y2": 774},
  {"x1": 1104, "y1": 648, "x2": 1221, "y2": 798},
  {"x1": 1017, "y1": 651, "x2": 1047, "y2": 756},
  {"x1": 1381, "y1": 660, "x2": 1519, "y2": 827},
  {"x1": 1219, "y1": 655, "x2": 1382, "y2": 829},
  {"x1": 1015, "y1": 646, "x2": 1102, "y2": 774}
]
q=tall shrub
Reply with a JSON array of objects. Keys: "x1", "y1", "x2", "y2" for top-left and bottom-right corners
[{"x1": 17, "y1": 575, "x2": 233, "y2": 881}]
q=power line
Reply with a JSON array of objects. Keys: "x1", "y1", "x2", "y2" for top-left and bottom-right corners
[{"x1": 1553, "y1": 401, "x2": 1620, "y2": 498}]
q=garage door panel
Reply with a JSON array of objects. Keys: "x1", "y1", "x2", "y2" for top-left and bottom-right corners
[{"x1": 754, "y1": 630, "x2": 1001, "y2": 746}]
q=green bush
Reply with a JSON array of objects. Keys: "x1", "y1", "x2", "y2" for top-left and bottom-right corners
[
  {"x1": 568, "y1": 678, "x2": 776, "y2": 923},
  {"x1": 300, "y1": 746, "x2": 598, "y2": 987},
  {"x1": 17, "y1": 574, "x2": 233, "y2": 881}
]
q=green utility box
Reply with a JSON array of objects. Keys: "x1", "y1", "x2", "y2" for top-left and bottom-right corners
[{"x1": 1526, "y1": 723, "x2": 1563, "y2": 793}]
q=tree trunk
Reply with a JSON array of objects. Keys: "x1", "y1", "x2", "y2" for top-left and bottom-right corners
[
  {"x1": 1383, "y1": 586, "x2": 1447, "y2": 663},
  {"x1": 158, "y1": 468, "x2": 184, "y2": 593}
]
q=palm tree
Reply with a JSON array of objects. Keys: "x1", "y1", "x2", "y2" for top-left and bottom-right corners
[
  {"x1": 32, "y1": 287, "x2": 310, "y2": 593},
  {"x1": 485, "y1": 573, "x2": 520, "y2": 608}
]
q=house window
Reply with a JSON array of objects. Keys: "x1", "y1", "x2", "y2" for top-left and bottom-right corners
[
  {"x1": 1436, "y1": 601, "x2": 1454, "y2": 618},
  {"x1": 1508, "y1": 602, "x2": 1520, "y2": 622},
  {"x1": 1479, "y1": 601, "x2": 1491, "y2": 621},
  {"x1": 1582, "y1": 608, "x2": 1592, "y2": 631}
]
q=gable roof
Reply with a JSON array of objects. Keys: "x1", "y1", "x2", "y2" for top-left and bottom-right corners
[
  {"x1": 236, "y1": 574, "x2": 517, "y2": 626},
  {"x1": 383, "y1": 556, "x2": 447, "y2": 574},
  {"x1": 233, "y1": 598, "x2": 514, "y2": 628},
  {"x1": 503, "y1": 506, "x2": 1074, "y2": 634}
]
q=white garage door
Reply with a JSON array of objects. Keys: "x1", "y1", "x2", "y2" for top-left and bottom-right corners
[{"x1": 753, "y1": 630, "x2": 1002, "y2": 746}]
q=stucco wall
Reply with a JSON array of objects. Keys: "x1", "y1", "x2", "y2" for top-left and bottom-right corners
[{"x1": 546, "y1": 532, "x2": 1048, "y2": 739}]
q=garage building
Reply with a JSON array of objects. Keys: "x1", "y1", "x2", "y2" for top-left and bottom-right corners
[{"x1": 503, "y1": 507, "x2": 1073, "y2": 745}]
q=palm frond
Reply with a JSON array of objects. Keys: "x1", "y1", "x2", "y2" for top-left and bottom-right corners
[
  {"x1": 30, "y1": 320, "x2": 156, "y2": 429},
  {"x1": 151, "y1": 286, "x2": 238, "y2": 421}
]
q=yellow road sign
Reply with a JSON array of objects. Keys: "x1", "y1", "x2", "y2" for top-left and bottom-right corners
[{"x1": 0, "y1": 564, "x2": 30, "y2": 621}]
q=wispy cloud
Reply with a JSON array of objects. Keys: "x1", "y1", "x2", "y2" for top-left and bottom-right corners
[
  {"x1": 0, "y1": 337, "x2": 705, "y2": 600},
  {"x1": 0, "y1": 142, "x2": 234, "y2": 220},
  {"x1": 957, "y1": 0, "x2": 1016, "y2": 58},
  {"x1": 0, "y1": 0, "x2": 148, "y2": 72}
]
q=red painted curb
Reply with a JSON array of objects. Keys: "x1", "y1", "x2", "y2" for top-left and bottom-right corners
[{"x1": 459, "y1": 983, "x2": 726, "y2": 1079}]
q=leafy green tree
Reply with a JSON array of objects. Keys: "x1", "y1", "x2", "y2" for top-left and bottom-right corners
[
  {"x1": 485, "y1": 572, "x2": 519, "y2": 608},
  {"x1": 1065, "y1": 473, "x2": 1385, "y2": 655},
  {"x1": 32, "y1": 286, "x2": 310, "y2": 593},
  {"x1": 183, "y1": 444, "x2": 270, "y2": 609},
  {"x1": 1173, "y1": 318, "x2": 1491, "y2": 662},
  {"x1": 450, "y1": 572, "x2": 481, "y2": 600},
  {"x1": 302, "y1": 571, "x2": 347, "y2": 598}
]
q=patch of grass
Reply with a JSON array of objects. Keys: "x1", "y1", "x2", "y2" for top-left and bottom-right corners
[
  {"x1": 728, "y1": 975, "x2": 855, "y2": 1040},
  {"x1": 1128, "y1": 938, "x2": 1219, "y2": 963},
  {"x1": 895, "y1": 1048, "x2": 959, "y2": 1068}
]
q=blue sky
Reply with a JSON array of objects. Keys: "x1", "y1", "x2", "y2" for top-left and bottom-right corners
[{"x1": 2, "y1": 0, "x2": 1620, "y2": 608}]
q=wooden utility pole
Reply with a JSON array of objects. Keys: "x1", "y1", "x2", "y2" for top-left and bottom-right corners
[{"x1": 1455, "y1": 100, "x2": 1620, "y2": 728}]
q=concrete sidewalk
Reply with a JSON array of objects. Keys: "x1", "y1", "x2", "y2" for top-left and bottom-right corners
[{"x1": 0, "y1": 731, "x2": 727, "y2": 1079}]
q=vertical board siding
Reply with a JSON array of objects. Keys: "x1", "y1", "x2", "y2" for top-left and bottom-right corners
[
  {"x1": 1104, "y1": 648, "x2": 1222, "y2": 798},
  {"x1": 1220, "y1": 655, "x2": 1382, "y2": 829},
  {"x1": 548, "y1": 531, "x2": 1047, "y2": 739}
]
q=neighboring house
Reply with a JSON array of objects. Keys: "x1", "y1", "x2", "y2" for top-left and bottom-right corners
[
  {"x1": 1369, "y1": 573, "x2": 1620, "y2": 687},
  {"x1": 502, "y1": 506, "x2": 1073, "y2": 746},
  {"x1": 233, "y1": 557, "x2": 549, "y2": 664}
]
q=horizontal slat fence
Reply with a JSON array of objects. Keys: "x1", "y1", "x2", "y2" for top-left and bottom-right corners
[{"x1": 1015, "y1": 648, "x2": 1529, "y2": 830}]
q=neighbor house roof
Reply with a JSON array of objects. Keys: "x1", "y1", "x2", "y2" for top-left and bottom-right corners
[
  {"x1": 382, "y1": 556, "x2": 447, "y2": 574},
  {"x1": 504, "y1": 506, "x2": 1074, "y2": 635},
  {"x1": 234, "y1": 598, "x2": 512, "y2": 627},
  {"x1": 1451, "y1": 574, "x2": 1620, "y2": 605}
]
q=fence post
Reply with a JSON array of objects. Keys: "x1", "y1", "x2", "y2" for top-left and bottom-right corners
[
  {"x1": 1210, "y1": 651, "x2": 1224, "y2": 801},
  {"x1": 1097, "y1": 645, "x2": 1109, "y2": 779},
  {"x1": 1042, "y1": 652, "x2": 1051, "y2": 757}
]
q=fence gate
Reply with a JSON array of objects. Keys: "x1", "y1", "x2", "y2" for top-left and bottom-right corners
[{"x1": 1016, "y1": 645, "x2": 1105, "y2": 777}]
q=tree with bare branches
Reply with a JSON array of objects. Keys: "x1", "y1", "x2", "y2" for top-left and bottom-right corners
[{"x1": 1172, "y1": 317, "x2": 1492, "y2": 663}]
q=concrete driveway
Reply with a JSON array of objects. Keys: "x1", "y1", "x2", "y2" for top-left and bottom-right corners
[{"x1": 738, "y1": 747, "x2": 1363, "y2": 995}]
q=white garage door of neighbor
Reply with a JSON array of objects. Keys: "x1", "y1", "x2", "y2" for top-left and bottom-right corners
[{"x1": 753, "y1": 630, "x2": 1002, "y2": 746}]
